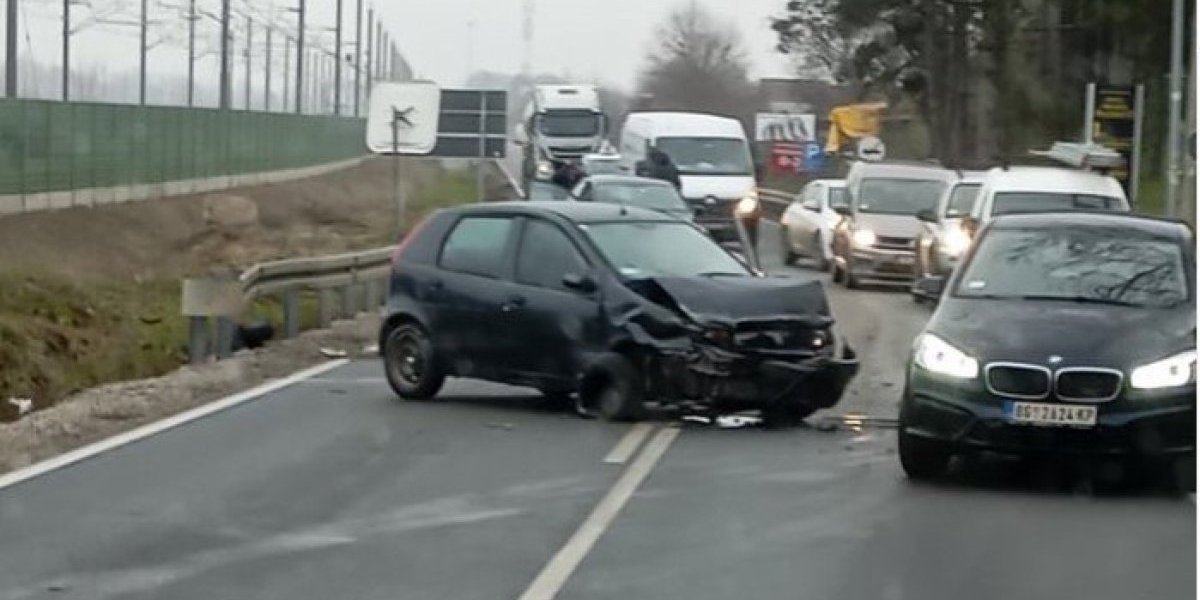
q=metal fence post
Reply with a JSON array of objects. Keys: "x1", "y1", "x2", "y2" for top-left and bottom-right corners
[
  {"x1": 188, "y1": 316, "x2": 209, "y2": 364},
  {"x1": 341, "y1": 284, "x2": 357, "y2": 318},
  {"x1": 318, "y1": 288, "x2": 335, "y2": 327},
  {"x1": 215, "y1": 317, "x2": 236, "y2": 358},
  {"x1": 282, "y1": 289, "x2": 300, "y2": 338}
]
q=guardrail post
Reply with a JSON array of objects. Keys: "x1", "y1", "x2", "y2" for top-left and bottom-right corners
[
  {"x1": 282, "y1": 290, "x2": 301, "y2": 338},
  {"x1": 341, "y1": 284, "x2": 357, "y2": 319},
  {"x1": 188, "y1": 316, "x2": 209, "y2": 365},
  {"x1": 318, "y1": 288, "x2": 335, "y2": 327},
  {"x1": 215, "y1": 317, "x2": 237, "y2": 358},
  {"x1": 362, "y1": 280, "x2": 376, "y2": 312}
]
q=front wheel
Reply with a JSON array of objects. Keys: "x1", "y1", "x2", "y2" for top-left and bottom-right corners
[
  {"x1": 383, "y1": 324, "x2": 446, "y2": 400},
  {"x1": 898, "y1": 428, "x2": 952, "y2": 481},
  {"x1": 585, "y1": 353, "x2": 645, "y2": 422}
]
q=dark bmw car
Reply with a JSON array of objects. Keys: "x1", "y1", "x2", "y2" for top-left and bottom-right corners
[
  {"x1": 899, "y1": 212, "x2": 1195, "y2": 485},
  {"x1": 379, "y1": 201, "x2": 858, "y2": 423}
]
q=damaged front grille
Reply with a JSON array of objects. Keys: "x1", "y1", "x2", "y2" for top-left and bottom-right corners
[{"x1": 733, "y1": 323, "x2": 831, "y2": 354}]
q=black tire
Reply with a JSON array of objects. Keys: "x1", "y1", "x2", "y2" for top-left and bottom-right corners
[
  {"x1": 898, "y1": 428, "x2": 952, "y2": 481},
  {"x1": 538, "y1": 389, "x2": 574, "y2": 409},
  {"x1": 830, "y1": 258, "x2": 845, "y2": 284},
  {"x1": 383, "y1": 323, "x2": 445, "y2": 400},
  {"x1": 1169, "y1": 454, "x2": 1196, "y2": 494},
  {"x1": 762, "y1": 404, "x2": 819, "y2": 428},
  {"x1": 586, "y1": 354, "x2": 645, "y2": 422}
]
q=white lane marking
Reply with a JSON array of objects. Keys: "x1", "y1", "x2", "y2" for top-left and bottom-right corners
[
  {"x1": 602, "y1": 423, "x2": 655, "y2": 465},
  {"x1": 518, "y1": 426, "x2": 681, "y2": 600},
  {"x1": 0, "y1": 359, "x2": 350, "y2": 492}
]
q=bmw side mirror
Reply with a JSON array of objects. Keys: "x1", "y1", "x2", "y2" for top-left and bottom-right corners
[
  {"x1": 916, "y1": 208, "x2": 937, "y2": 223},
  {"x1": 562, "y1": 272, "x2": 597, "y2": 293}
]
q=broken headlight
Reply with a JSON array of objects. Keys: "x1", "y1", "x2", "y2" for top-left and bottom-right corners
[{"x1": 700, "y1": 325, "x2": 735, "y2": 349}]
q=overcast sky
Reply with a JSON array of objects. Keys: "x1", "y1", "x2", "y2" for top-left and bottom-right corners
[{"x1": 10, "y1": 0, "x2": 794, "y2": 103}]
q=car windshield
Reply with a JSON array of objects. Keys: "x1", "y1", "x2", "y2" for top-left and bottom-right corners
[
  {"x1": 592, "y1": 182, "x2": 687, "y2": 211},
  {"x1": 654, "y1": 137, "x2": 754, "y2": 176},
  {"x1": 956, "y1": 227, "x2": 1190, "y2": 308},
  {"x1": 857, "y1": 178, "x2": 947, "y2": 215},
  {"x1": 828, "y1": 187, "x2": 849, "y2": 209},
  {"x1": 944, "y1": 183, "x2": 982, "y2": 217},
  {"x1": 538, "y1": 110, "x2": 600, "y2": 137},
  {"x1": 583, "y1": 221, "x2": 748, "y2": 278},
  {"x1": 991, "y1": 191, "x2": 1126, "y2": 215}
]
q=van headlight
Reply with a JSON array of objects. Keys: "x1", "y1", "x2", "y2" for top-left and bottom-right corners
[
  {"x1": 914, "y1": 333, "x2": 979, "y2": 379},
  {"x1": 1130, "y1": 350, "x2": 1197, "y2": 389},
  {"x1": 535, "y1": 160, "x2": 554, "y2": 180},
  {"x1": 735, "y1": 194, "x2": 759, "y2": 216},
  {"x1": 851, "y1": 228, "x2": 877, "y2": 248}
]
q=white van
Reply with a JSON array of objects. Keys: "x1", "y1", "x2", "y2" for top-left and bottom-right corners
[
  {"x1": 618, "y1": 112, "x2": 758, "y2": 238},
  {"x1": 970, "y1": 166, "x2": 1130, "y2": 225}
]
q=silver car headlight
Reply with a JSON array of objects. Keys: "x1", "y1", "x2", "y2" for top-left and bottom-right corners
[
  {"x1": 1130, "y1": 350, "x2": 1197, "y2": 389},
  {"x1": 735, "y1": 194, "x2": 759, "y2": 216}
]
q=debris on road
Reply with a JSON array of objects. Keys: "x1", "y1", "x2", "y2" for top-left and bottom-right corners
[
  {"x1": 2, "y1": 397, "x2": 33, "y2": 421},
  {"x1": 361, "y1": 344, "x2": 379, "y2": 356},
  {"x1": 319, "y1": 347, "x2": 349, "y2": 358}
]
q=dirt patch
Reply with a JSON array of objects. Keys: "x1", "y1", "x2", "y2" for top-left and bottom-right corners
[{"x1": 0, "y1": 313, "x2": 381, "y2": 475}]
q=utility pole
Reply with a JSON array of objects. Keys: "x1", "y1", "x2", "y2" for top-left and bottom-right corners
[
  {"x1": 354, "y1": 0, "x2": 362, "y2": 116},
  {"x1": 1165, "y1": 0, "x2": 1184, "y2": 217},
  {"x1": 61, "y1": 0, "x2": 69, "y2": 100},
  {"x1": 334, "y1": 0, "x2": 342, "y2": 115},
  {"x1": 294, "y1": 0, "x2": 304, "y2": 114},
  {"x1": 219, "y1": 0, "x2": 230, "y2": 109},
  {"x1": 365, "y1": 7, "x2": 373, "y2": 98},
  {"x1": 5, "y1": 0, "x2": 17, "y2": 97},
  {"x1": 376, "y1": 20, "x2": 383, "y2": 80},
  {"x1": 283, "y1": 36, "x2": 290, "y2": 111},
  {"x1": 187, "y1": 0, "x2": 195, "y2": 106},
  {"x1": 264, "y1": 25, "x2": 271, "y2": 111},
  {"x1": 244, "y1": 15, "x2": 251, "y2": 110},
  {"x1": 139, "y1": 0, "x2": 147, "y2": 104}
]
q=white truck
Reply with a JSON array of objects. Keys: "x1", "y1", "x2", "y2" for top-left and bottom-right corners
[{"x1": 516, "y1": 85, "x2": 610, "y2": 189}]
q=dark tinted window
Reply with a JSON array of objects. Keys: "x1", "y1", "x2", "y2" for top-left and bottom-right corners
[
  {"x1": 956, "y1": 227, "x2": 1189, "y2": 308},
  {"x1": 516, "y1": 219, "x2": 589, "y2": 290},
  {"x1": 439, "y1": 217, "x2": 515, "y2": 277},
  {"x1": 991, "y1": 192, "x2": 1125, "y2": 215}
]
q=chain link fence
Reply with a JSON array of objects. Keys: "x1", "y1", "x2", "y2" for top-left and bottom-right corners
[{"x1": 0, "y1": 98, "x2": 366, "y2": 212}]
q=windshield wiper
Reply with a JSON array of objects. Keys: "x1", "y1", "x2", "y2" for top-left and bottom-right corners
[
  {"x1": 697, "y1": 271, "x2": 746, "y2": 278},
  {"x1": 1017, "y1": 294, "x2": 1143, "y2": 307}
]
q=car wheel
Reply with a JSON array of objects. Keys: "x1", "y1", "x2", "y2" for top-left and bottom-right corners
[
  {"x1": 383, "y1": 323, "x2": 446, "y2": 400},
  {"x1": 585, "y1": 353, "x2": 645, "y2": 422},
  {"x1": 898, "y1": 428, "x2": 951, "y2": 481},
  {"x1": 1169, "y1": 453, "x2": 1196, "y2": 494}
]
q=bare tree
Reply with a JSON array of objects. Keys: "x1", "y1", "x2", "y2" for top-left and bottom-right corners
[{"x1": 636, "y1": 2, "x2": 755, "y2": 122}]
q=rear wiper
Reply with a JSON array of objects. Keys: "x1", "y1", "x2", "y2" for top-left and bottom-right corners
[{"x1": 1018, "y1": 294, "x2": 1142, "y2": 307}]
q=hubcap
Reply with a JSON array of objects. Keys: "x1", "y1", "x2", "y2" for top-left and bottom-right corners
[{"x1": 389, "y1": 331, "x2": 425, "y2": 385}]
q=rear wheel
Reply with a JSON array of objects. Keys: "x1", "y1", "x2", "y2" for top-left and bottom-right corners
[
  {"x1": 383, "y1": 324, "x2": 445, "y2": 400},
  {"x1": 898, "y1": 428, "x2": 952, "y2": 481}
]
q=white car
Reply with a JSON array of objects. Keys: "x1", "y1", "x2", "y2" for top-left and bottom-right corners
[
  {"x1": 968, "y1": 166, "x2": 1130, "y2": 229},
  {"x1": 780, "y1": 179, "x2": 847, "y2": 269}
]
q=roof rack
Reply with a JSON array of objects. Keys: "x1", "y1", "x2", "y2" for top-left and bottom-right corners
[{"x1": 1027, "y1": 142, "x2": 1125, "y2": 170}]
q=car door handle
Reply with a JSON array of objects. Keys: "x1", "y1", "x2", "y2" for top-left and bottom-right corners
[{"x1": 500, "y1": 295, "x2": 526, "y2": 312}]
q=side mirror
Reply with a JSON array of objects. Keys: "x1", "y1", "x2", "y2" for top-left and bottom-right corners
[
  {"x1": 916, "y1": 208, "x2": 937, "y2": 223},
  {"x1": 833, "y1": 205, "x2": 851, "y2": 217},
  {"x1": 562, "y1": 272, "x2": 597, "y2": 293}
]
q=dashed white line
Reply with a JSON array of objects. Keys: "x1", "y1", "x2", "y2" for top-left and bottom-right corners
[
  {"x1": 0, "y1": 359, "x2": 350, "y2": 492},
  {"x1": 518, "y1": 426, "x2": 681, "y2": 600},
  {"x1": 602, "y1": 423, "x2": 655, "y2": 465}
]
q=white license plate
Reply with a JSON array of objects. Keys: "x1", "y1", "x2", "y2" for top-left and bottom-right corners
[{"x1": 1004, "y1": 401, "x2": 1097, "y2": 428}]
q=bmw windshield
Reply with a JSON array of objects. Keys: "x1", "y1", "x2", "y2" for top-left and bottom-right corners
[{"x1": 582, "y1": 221, "x2": 748, "y2": 278}]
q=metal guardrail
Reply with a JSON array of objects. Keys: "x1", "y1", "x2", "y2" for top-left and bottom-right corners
[{"x1": 183, "y1": 245, "x2": 396, "y2": 364}]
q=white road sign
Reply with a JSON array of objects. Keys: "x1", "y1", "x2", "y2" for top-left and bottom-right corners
[
  {"x1": 755, "y1": 113, "x2": 816, "y2": 142},
  {"x1": 857, "y1": 135, "x2": 887, "y2": 161},
  {"x1": 366, "y1": 81, "x2": 441, "y2": 155}
]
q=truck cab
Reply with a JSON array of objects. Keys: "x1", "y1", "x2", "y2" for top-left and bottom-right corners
[{"x1": 519, "y1": 85, "x2": 608, "y2": 186}]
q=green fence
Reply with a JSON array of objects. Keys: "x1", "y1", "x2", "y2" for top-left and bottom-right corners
[{"x1": 0, "y1": 98, "x2": 367, "y2": 196}]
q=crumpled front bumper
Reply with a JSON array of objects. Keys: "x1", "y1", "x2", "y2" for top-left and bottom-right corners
[{"x1": 679, "y1": 343, "x2": 860, "y2": 412}]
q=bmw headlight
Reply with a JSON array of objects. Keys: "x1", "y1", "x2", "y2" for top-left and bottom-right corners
[
  {"x1": 535, "y1": 160, "x2": 554, "y2": 180},
  {"x1": 851, "y1": 228, "x2": 877, "y2": 248},
  {"x1": 940, "y1": 226, "x2": 971, "y2": 257},
  {"x1": 914, "y1": 333, "x2": 979, "y2": 379},
  {"x1": 735, "y1": 194, "x2": 759, "y2": 216},
  {"x1": 1130, "y1": 350, "x2": 1197, "y2": 389}
]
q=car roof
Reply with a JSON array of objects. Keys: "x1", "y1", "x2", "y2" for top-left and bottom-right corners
[
  {"x1": 583, "y1": 175, "x2": 673, "y2": 187},
  {"x1": 848, "y1": 161, "x2": 956, "y2": 182},
  {"x1": 952, "y1": 171, "x2": 987, "y2": 183},
  {"x1": 988, "y1": 211, "x2": 1192, "y2": 239},
  {"x1": 980, "y1": 166, "x2": 1124, "y2": 197},
  {"x1": 625, "y1": 111, "x2": 746, "y2": 138},
  {"x1": 808, "y1": 178, "x2": 846, "y2": 188},
  {"x1": 454, "y1": 200, "x2": 677, "y2": 223}
]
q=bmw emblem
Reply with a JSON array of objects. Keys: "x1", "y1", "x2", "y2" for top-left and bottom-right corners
[{"x1": 1048, "y1": 355, "x2": 1063, "y2": 365}]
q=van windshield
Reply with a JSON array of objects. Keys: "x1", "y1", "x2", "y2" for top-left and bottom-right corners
[{"x1": 654, "y1": 137, "x2": 753, "y2": 176}]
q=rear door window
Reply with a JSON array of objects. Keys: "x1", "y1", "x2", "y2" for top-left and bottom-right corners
[
  {"x1": 439, "y1": 216, "x2": 516, "y2": 278},
  {"x1": 515, "y1": 219, "x2": 589, "y2": 291}
]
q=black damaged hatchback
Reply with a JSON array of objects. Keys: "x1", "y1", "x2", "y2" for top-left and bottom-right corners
[
  {"x1": 899, "y1": 211, "x2": 1196, "y2": 487},
  {"x1": 379, "y1": 201, "x2": 859, "y2": 423}
]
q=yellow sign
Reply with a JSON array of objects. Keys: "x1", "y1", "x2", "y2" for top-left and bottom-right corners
[{"x1": 826, "y1": 102, "x2": 888, "y2": 153}]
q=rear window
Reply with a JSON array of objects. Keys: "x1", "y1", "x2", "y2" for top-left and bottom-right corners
[
  {"x1": 991, "y1": 192, "x2": 1125, "y2": 215},
  {"x1": 439, "y1": 217, "x2": 515, "y2": 278}
]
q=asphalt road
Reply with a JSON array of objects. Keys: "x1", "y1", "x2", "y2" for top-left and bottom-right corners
[{"x1": 0, "y1": 222, "x2": 1192, "y2": 600}]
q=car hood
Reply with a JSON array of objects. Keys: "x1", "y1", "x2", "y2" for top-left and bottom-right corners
[
  {"x1": 679, "y1": 175, "x2": 756, "y2": 201},
  {"x1": 855, "y1": 212, "x2": 922, "y2": 238},
  {"x1": 634, "y1": 276, "x2": 832, "y2": 327},
  {"x1": 931, "y1": 297, "x2": 1196, "y2": 369}
]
